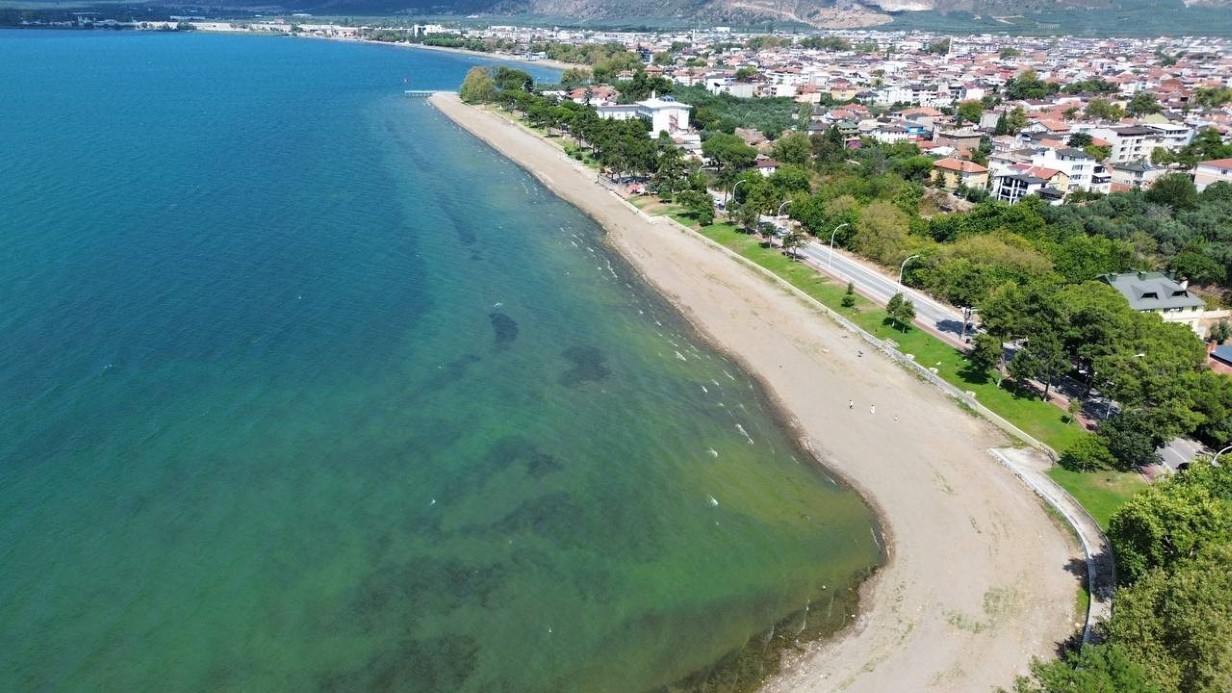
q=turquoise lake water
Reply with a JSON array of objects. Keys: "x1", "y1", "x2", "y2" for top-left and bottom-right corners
[{"x1": 0, "y1": 31, "x2": 882, "y2": 691}]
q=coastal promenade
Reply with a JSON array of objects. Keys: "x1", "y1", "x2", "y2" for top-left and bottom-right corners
[{"x1": 430, "y1": 92, "x2": 1080, "y2": 692}]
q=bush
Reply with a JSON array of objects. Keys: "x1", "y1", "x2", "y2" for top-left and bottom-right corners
[
  {"x1": 841, "y1": 281, "x2": 856, "y2": 308},
  {"x1": 1059, "y1": 435, "x2": 1116, "y2": 472}
]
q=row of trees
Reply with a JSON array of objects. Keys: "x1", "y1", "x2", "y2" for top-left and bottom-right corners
[
  {"x1": 978, "y1": 279, "x2": 1227, "y2": 469},
  {"x1": 1003, "y1": 69, "x2": 1164, "y2": 117},
  {"x1": 460, "y1": 66, "x2": 710, "y2": 211},
  {"x1": 752, "y1": 127, "x2": 1232, "y2": 465},
  {"x1": 526, "y1": 41, "x2": 642, "y2": 82},
  {"x1": 1015, "y1": 460, "x2": 1232, "y2": 692},
  {"x1": 1045, "y1": 176, "x2": 1232, "y2": 287}
]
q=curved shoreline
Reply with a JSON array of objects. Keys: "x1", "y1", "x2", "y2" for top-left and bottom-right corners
[{"x1": 428, "y1": 92, "x2": 1081, "y2": 691}]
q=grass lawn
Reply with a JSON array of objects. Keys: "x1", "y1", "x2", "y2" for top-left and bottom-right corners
[{"x1": 1046, "y1": 466, "x2": 1146, "y2": 529}]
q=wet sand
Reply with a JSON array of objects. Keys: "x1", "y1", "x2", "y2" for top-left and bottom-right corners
[{"x1": 429, "y1": 92, "x2": 1080, "y2": 692}]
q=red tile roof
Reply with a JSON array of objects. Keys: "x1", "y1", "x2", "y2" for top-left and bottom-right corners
[{"x1": 935, "y1": 158, "x2": 988, "y2": 174}]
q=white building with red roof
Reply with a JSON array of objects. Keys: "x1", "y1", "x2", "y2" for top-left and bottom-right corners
[{"x1": 1195, "y1": 158, "x2": 1232, "y2": 192}]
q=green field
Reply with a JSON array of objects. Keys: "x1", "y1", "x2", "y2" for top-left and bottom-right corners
[{"x1": 1046, "y1": 466, "x2": 1145, "y2": 529}]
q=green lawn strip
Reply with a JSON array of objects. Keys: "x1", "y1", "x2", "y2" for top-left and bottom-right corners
[
  {"x1": 1046, "y1": 466, "x2": 1146, "y2": 530},
  {"x1": 1070, "y1": 554, "x2": 1091, "y2": 629}
]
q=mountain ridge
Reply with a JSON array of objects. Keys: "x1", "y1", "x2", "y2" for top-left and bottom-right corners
[
  {"x1": 473, "y1": 0, "x2": 1231, "y2": 32},
  {"x1": 10, "y1": 0, "x2": 1231, "y2": 34}
]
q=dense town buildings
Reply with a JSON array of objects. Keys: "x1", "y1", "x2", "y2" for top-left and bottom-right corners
[
  {"x1": 126, "y1": 18, "x2": 1232, "y2": 203},
  {"x1": 447, "y1": 24, "x2": 1230, "y2": 202}
]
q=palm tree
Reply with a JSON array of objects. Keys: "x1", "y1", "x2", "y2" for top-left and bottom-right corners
[
  {"x1": 734, "y1": 202, "x2": 759, "y2": 234},
  {"x1": 761, "y1": 223, "x2": 777, "y2": 249}
]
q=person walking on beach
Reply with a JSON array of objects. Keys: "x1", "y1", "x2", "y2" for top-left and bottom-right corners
[
  {"x1": 870, "y1": 404, "x2": 876, "y2": 415},
  {"x1": 848, "y1": 399, "x2": 854, "y2": 410}
]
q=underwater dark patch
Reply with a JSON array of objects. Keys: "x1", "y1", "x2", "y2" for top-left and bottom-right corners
[
  {"x1": 489, "y1": 312, "x2": 518, "y2": 352},
  {"x1": 426, "y1": 353, "x2": 481, "y2": 390},
  {"x1": 318, "y1": 634, "x2": 479, "y2": 692},
  {"x1": 559, "y1": 345, "x2": 610, "y2": 387},
  {"x1": 525, "y1": 451, "x2": 562, "y2": 479},
  {"x1": 337, "y1": 558, "x2": 507, "y2": 650},
  {"x1": 491, "y1": 491, "x2": 587, "y2": 547},
  {"x1": 483, "y1": 435, "x2": 563, "y2": 479}
]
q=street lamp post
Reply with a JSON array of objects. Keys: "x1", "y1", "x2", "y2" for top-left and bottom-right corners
[
  {"x1": 728, "y1": 179, "x2": 748, "y2": 208},
  {"x1": 1210, "y1": 443, "x2": 1232, "y2": 467},
  {"x1": 828, "y1": 222, "x2": 849, "y2": 270},
  {"x1": 898, "y1": 254, "x2": 921, "y2": 287}
]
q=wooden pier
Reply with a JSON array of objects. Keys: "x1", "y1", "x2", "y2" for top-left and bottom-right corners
[{"x1": 404, "y1": 90, "x2": 447, "y2": 98}]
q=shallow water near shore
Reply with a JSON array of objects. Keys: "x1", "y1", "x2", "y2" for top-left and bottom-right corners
[{"x1": 0, "y1": 31, "x2": 882, "y2": 691}]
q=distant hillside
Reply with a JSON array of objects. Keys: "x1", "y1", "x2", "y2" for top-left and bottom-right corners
[
  {"x1": 11, "y1": 0, "x2": 1232, "y2": 35},
  {"x1": 534, "y1": 0, "x2": 1231, "y2": 34},
  {"x1": 503, "y1": 0, "x2": 1232, "y2": 32}
]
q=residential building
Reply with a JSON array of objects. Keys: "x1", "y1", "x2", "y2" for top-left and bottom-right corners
[
  {"x1": 1031, "y1": 148, "x2": 1095, "y2": 192},
  {"x1": 1090, "y1": 164, "x2": 1113, "y2": 195},
  {"x1": 1099, "y1": 272, "x2": 1206, "y2": 335},
  {"x1": 753, "y1": 157, "x2": 779, "y2": 177},
  {"x1": 1146, "y1": 122, "x2": 1195, "y2": 151},
  {"x1": 596, "y1": 96, "x2": 692, "y2": 138},
  {"x1": 934, "y1": 129, "x2": 983, "y2": 155},
  {"x1": 1195, "y1": 158, "x2": 1232, "y2": 192},
  {"x1": 990, "y1": 173, "x2": 1049, "y2": 204},
  {"x1": 1009, "y1": 164, "x2": 1071, "y2": 193},
  {"x1": 829, "y1": 79, "x2": 858, "y2": 101},
  {"x1": 932, "y1": 158, "x2": 989, "y2": 191},
  {"x1": 1090, "y1": 125, "x2": 1158, "y2": 164},
  {"x1": 1109, "y1": 161, "x2": 1168, "y2": 191},
  {"x1": 869, "y1": 124, "x2": 910, "y2": 144}
]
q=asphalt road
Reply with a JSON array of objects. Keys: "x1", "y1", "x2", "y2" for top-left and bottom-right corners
[
  {"x1": 1158, "y1": 437, "x2": 1208, "y2": 471},
  {"x1": 796, "y1": 240, "x2": 970, "y2": 341}
]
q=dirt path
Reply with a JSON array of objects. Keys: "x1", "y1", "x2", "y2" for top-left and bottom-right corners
[{"x1": 430, "y1": 93, "x2": 1080, "y2": 692}]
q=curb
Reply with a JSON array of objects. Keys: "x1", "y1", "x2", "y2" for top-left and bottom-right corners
[{"x1": 988, "y1": 449, "x2": 1113, "y2": 645}]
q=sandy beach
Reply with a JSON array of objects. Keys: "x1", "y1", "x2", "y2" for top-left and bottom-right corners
[{"x1": 429, "y1": 92, "x2": 1079, "y2": 692}]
